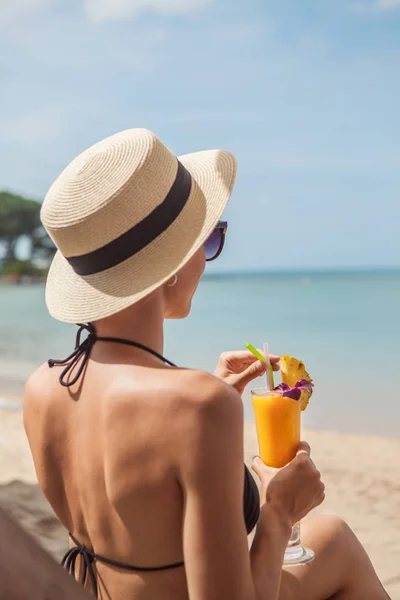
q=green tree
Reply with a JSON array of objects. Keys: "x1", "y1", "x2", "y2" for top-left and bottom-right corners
[
  {"x1": 0, "y1": 192, "x2": 42, "y2": 264},
  {"x1": 31, "y1": 226, "x2": 56, "y2": 263}
]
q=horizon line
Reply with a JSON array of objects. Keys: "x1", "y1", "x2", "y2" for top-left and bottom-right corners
[{"x1": 203, "y1": 266, "x2": 400, "y2": 277}]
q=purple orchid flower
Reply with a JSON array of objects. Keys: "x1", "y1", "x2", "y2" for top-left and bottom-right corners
[
  {"x1": 274, "y1": 383, "x2": 291, "y2": 392},
  {"x1": 274, "y1": 379, "x2": 314, "y2": 401}
]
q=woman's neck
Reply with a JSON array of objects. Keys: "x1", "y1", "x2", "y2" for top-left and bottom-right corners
[{"x1": 93, "y1": 291, "x2": 165, "y2": 356}]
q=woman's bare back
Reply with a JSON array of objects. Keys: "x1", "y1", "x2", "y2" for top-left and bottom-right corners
[{"x1": 23, "y1": 343, "x2": 199, "y2": 600}]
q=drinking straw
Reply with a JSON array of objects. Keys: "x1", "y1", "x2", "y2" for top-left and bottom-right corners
[
  {"x1": 244, "y1": 342, "x2": 264, "y2": 362},
  {"x1": 245, "y1": 342, "x2": 275, "y2": 389},
  {"x1": 264, "y1": 342, "x2": 273, "y2": 391}
]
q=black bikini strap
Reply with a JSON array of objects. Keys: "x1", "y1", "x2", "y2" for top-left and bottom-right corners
[
  {"x1": 48, "y1": 324, "x2": 95, "y2": 387},
  {"x1": 62, "y1": 533, "x2": 98, "y2": 597},
  {"x1": 65, "y1": 532, "x2": 184, "y2": 576},
  {"x1": 48, "y1": 323, "x2": 177, "y2": 387}
]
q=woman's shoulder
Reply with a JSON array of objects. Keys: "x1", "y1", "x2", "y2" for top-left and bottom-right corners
[
  {"x1": 114, "y1": 367, "x2": 241, "y2": 416},
  {"x1": 172, "y1": 369, "x2": 242, "y2": 415},
  {"x1": 104, "y1": 368, "x2": 243, "y2": 446},
  {"x1": 24, "y1": 362, "x2": 54, "y2": 408}
]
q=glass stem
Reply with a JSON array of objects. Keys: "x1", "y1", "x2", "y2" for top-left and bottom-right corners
[
  {"x1": 288, "y1": 521, "x2": 301, "y2": 547},
  {"x1": 284, "y1": 522, "x2": 305, "y2": 562}
]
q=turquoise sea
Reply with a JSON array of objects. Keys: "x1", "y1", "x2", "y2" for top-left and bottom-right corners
[{"x1": 0, "y1": 271, "x2": 399, "y2": 437}]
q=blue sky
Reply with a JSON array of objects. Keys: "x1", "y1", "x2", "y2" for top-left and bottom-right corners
[{"x1": 0, "y1": 0, "x2": 399, "y2": 271}]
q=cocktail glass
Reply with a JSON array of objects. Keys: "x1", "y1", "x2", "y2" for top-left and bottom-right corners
[{"x1": 251, "y1": 386, "x2": 314, "y2": 567}]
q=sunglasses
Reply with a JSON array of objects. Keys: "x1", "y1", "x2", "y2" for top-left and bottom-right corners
[{"x1": 204, "y1": 221, "x2": 227, "y2": 262}]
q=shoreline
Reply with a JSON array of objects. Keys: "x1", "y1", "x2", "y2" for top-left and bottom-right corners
[{"x1": 0, "y1": 406, "x2": 399, "y2": 597}]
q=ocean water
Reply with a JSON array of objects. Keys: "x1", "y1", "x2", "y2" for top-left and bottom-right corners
[{"x1": 0, "y1": 271, "x2": 399, "y2": 437}]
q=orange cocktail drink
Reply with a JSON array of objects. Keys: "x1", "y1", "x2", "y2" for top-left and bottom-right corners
[{"x1": 251, "y1": 388, "x2": 300, "y2": 468}]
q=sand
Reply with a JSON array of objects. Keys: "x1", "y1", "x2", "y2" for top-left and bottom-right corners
[{"x1": 1, "y1": 400, "x2": 399, "y2": 598}]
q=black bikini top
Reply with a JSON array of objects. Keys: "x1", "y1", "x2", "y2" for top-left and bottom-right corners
[{"x1": 50, "y1": 324, "x2": 260, "y2": 597}]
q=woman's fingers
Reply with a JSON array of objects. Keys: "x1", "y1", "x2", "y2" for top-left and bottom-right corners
[
  {"x1": 256, "y1": 351, "x2": 280, "y2": 370},
  {"x1": 221, "y1": 350, "x2": 280, "y2": 370},
  {"x1": 231, "y1": 361, "x2": 266, "y2": 391},
  {"x1": 296, "y1": 441, "x2": 311, "y2": 457},
  {"x1": 251, "y1": 455, "x2": 278, "y2": 479},
  {"x1": 253, "y1": 443, "x2": 312, "y2": 478}
]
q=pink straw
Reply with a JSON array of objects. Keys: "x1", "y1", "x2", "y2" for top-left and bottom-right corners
[{"x1": 264, "y1": 342, "x2": 273, "y2": 391}]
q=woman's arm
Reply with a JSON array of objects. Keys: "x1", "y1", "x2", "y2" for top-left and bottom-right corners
[
  {"x1": 250, "y1": 507, "x2": 291, "y2": 599},
  {"x1": 177, "y1": 372, "x2": 289, "y2": 600}
]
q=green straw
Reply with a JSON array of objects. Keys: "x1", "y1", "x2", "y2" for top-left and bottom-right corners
[
  {"x1": 245, "y1": 342, "x2": 264, "y2": 362},
  {"x1": 245, "y1": 342, "x2": 275, "y2": 388}
]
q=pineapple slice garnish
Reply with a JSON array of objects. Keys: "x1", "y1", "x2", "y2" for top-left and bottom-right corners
[{"x1": 280, "y1": 355, "x2": 313, "y2": 411}]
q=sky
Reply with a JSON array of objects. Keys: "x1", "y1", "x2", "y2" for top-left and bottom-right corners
[{"x1": 0, "y1": 0, "x2": 399, "y2": 272}]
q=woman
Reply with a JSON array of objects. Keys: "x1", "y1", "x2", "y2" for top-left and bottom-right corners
[{"x1": 24, "y1": 129, "x2": 389, "y2": 600}]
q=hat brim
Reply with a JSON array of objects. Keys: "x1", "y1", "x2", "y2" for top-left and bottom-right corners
[{"x1": 45, "y1": 149, "x2": 237, "y2": 323}]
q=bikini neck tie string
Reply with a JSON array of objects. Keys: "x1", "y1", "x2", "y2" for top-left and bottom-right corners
[
  {"x1": 48, "y1": 323, "x2": 177, "y2": 387},
  {"x1": 48, "y1": 323, "x2": 96, "y2": 387}
]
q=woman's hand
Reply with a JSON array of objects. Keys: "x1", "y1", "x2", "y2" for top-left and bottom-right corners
[
  {"x1": 214, "y1": 350, "x2": 280, "y2": 395},
  {"x1": 252, "y1": 442, "x2": 325, "y2": 526}
]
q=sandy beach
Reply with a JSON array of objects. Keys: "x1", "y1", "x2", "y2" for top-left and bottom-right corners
[{"x1": 0, "y1": 400, "x2": 399, "y2": 598}]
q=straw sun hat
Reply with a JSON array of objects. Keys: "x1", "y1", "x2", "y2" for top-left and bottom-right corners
[{"x1": 41, "y1": 128, "x2": 237, "y2": 323}]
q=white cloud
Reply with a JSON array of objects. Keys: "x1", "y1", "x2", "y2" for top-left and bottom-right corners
[
  {"x1": 377, "y1": 0, "x2": 400, "y2": 9},
  {"x1": 84, "y1": 0, "x2": 213, "y2": 22}
]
